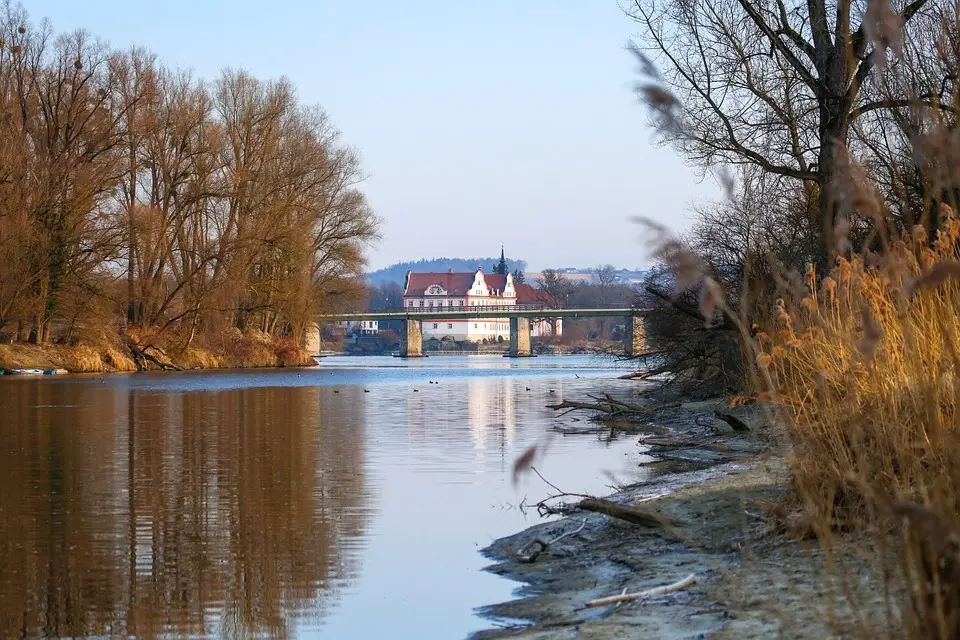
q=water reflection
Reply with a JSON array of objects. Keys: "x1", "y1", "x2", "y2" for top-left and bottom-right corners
[
  {"x1": 0, "y1": 358, "x2": 643, "y2": 639},
  {"x1": 0, "y1": 382, "x2": 371, "y2": 638}
]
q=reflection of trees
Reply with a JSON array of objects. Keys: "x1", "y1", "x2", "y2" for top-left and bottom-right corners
[{"x1": 0, "y1": 382, "x2": 370, "y2": 638}]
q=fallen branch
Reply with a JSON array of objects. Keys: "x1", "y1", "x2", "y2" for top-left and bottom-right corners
[
  {"x1": 546, "y1": 397, "x2": 680, "y2": 419},
  {"x1": 714, "y1": 410, "x2": 750, "y2": 432},
  {"x1": 127, "y1": 342, "x2": 183, "y2": 371},
  {"x1": 585, "y1": 573, "x2": 697, "y2": 608},
  {"x1": 578, "y1": 497, "x2": 683, "y2": 528},
  {"x1": 516, "y1": 519, "x2": 587, "y2": 563}
]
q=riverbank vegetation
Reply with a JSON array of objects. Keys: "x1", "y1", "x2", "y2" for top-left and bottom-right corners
[
  {"x1": 0, "y1": 3, "x2": 378, "y2": 370},
  {"x1": 537, "y1": 0, "x2": 960, "y2": 636},
  {"x1": 754, "y1": 219, "x2": 960, "y2": 636}
]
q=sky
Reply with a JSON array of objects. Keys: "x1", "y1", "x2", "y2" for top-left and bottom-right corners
[{"x1": 27, "y1": 0, "x2": 719, "y2": 272}]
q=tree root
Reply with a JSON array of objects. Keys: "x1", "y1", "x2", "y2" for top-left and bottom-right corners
[{"x1": 128, "y1": 342, "x2": 183, "y2": 371}]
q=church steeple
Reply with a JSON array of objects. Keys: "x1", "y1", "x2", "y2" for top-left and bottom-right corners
[{"x1": 496, "y1": 246, "x2": 507, "y2": 275}]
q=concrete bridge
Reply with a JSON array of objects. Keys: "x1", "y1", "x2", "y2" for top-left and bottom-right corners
[{"x1": 315, "y1": 305, "x2": 647, "y2": 358}]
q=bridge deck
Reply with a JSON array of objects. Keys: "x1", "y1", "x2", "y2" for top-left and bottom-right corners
[{"x1": 319, "y1": 307, "x2": 645, "y2": 321}]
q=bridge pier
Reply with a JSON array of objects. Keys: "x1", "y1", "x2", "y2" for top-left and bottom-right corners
[
  {"x1": 623, "y1": 315, "x2": 645, "y2": 357},
  {"x1": 303, "y1": 322, "x2": 321, "y2": 356},
  {"x1": 400, "y1": 318, "x2": 423, "y2": 357},
  {"x1": 507, "y1": 317, "x2": 532, "y2": 357}
]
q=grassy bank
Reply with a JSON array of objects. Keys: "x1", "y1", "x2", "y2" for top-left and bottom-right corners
[{"x1": 0, "y1": 332, "x2": 316, "y2": 374}]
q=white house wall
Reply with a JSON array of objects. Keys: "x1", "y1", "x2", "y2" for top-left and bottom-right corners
[{"x1": 403, "y1": 270, "x2": 564, "y2": 343}]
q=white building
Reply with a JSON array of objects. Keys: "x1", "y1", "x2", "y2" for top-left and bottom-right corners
[
  {"x1": 338, "y1": 320, "x2": 379, "y2": 336},
  {"x1": 403, "y1": 268, "x2": 560, "y2": 343}
]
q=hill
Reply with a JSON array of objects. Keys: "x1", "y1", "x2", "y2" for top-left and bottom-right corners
[{"x1": 366, "y1": 257, "x2": 528, "y2": 286}]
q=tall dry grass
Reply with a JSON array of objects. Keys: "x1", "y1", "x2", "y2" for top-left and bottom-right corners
[
  {"x1": 0, "y1": 343, "x2": 137, "y2": 373},
  {"x1": 760, "y1": 206, "x2": 960, "y2": 638},
  {"x1": 0, "y1": 330, "x2": 313, "y2": 373}
]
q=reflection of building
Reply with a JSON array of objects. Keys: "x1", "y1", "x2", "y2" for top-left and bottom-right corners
[
  {"x1": 466, "y1": 377, "x2": 515, "y2": 449},
  {"x1": 402, "y1": 249, "x2": 560, "y2": 343}
]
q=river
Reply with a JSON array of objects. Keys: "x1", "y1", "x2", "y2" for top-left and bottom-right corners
[{"x1": 0, "y1": 355, "x2": 653, "y2": 639}]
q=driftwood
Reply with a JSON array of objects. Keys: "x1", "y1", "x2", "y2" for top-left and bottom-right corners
[
  {"x1": 516, "y1": 520, "x2": 587, "y2": 563},
  {"x1": 547, "y1": 395, "x2": 680, "y2": 419},
  {"x1": 584, "y1": 573, "x2": 697, "y2": 608},
  {"x1": 640, "y1": 435, "x2": 757, "y2": 456},
  {"x1": 577, "y1": 497, "x2": 682, "y2": 528},
  {"x1": 714, "y1": 410, "x2": 751, "y2": 432}
]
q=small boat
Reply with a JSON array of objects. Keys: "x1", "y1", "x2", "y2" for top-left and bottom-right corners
[{"x1": 1, "y1": 368, "x2": 68, "y2": 376}]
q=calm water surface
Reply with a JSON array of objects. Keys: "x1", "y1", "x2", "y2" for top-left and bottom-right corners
[{"x1": 0, "y1": 355, "x2": 651, "y2": 639}]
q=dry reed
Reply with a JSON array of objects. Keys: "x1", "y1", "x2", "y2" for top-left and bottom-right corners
[{"x1": 761, "y1": 205, "x2": 960, "y2": 638}]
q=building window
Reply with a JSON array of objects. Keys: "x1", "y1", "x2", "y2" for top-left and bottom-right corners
[
  {"x1": 433, "y1": 323, "x2": 438, "y2": 329},
  {"x1": 448, "y1": 323, "x2": 453, "y2": 329},
  {"x1": 459, "y1": 300, "x2": 464, "y2": 306},
  {"x1": 474, "y1": 323, "x2": 478, "y2": 329},
  {"x1": 419, "y1": 300, "x2": 424, "y2": 307}
]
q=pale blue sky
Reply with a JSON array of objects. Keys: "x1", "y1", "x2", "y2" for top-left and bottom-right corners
[{"x1": 28, "y1": 0, "x2": 717, "y2": 271}]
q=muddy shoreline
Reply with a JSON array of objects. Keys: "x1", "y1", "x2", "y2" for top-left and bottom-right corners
[{"x1": 472, "y1": 398, "x2": 885, "y2": 639}]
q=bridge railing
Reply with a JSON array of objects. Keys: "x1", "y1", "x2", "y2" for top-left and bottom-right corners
[
  {"x1": 361, "y1": 303, "x2": 642, "y2": 314},
  {"x1": 330, "y1": 304, "x2": 642, "y2": 317}
]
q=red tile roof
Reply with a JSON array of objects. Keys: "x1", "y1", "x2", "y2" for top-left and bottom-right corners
[
  {"x1": 405, "y1": 271, "x2": 542, "y2": 300},
  {"x1": 483, "y1": 274, "x2": 508, "y2": 293},
  {"x1": 515, "y1": 283, "x2": 552, "y2": 304},
  {"x1": 404, "y1": 272, "x2": 477, "y2": 296}
]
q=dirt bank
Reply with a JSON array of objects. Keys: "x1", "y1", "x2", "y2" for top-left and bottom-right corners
[
  {"x1": 473, "y1": 400, "x2": 887, "y2": 639},
  {"x1": 0, "y1": 335, "x2": 316, "y2": 374}
]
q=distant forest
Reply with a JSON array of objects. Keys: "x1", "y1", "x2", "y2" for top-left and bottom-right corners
[{"x1": 365, "y1": 257, "x2": 528, "y2": 286}]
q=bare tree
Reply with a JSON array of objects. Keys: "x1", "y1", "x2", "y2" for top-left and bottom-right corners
[
  {"x1": 0, "y1": 5, "x2": 379, "y2": 357},
  {"x1": 536, "y1": 269, "x2": 578, "y2": 308},
  {"x1": 594, "y1": 264, "x2": 618, "y2": 306},
  {"x1": 625, "y1": 0, "x2": 947, "y2": 262},
  {"x1": 537, "y1": 269, "x2": 579, "y2": 335}
]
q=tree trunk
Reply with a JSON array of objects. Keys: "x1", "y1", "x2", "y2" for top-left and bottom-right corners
[{"x1": 818, "y1": 112, "x2": 851, "y2": 267}]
